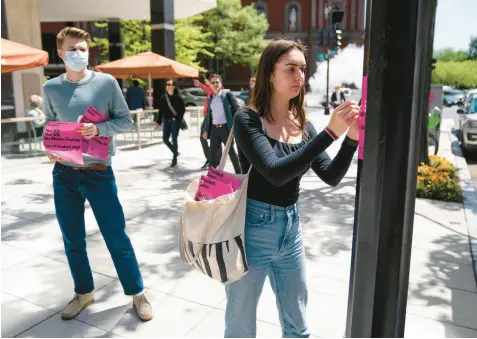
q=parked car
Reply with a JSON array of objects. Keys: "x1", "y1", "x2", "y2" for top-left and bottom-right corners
[
  {"x1": 238, "y1": 90, "x2": 250, "y2": 104},
  {"x1": 457, "y1": 95, "x2": 477, "y2": 156},
  {"x1": 229, "y1": 90, "x2": 247, "y2": 107},
  {"x1": 181, "y1": 87, "x2": 207, "y2": 107},
  {"x1": 181, "y1": 87, "x2": 245, "y2": 109},
  {"x1": 443, "y1": 89, "x2": 465, "y2": 107},
  {"x1": 459, "y1": 88, "x2": 477, "y2": 108}
]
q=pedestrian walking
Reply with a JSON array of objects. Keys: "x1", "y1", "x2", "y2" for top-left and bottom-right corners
[
  {"x1": 331, "y1": 85, "x2": 346, "y2": 108},
  {"x1": 202, "y1": 74, "x2": 241, "y2": 174},
  {"x1": 43, "y1": 26, "x2": 153, "y2": 322},
  {"x1": 126, "y1": 80, "x2": 147, "y2": 124},
  {"x1": 226, "y1": 38, "x2": 360, "y2": 337},
  {"x1": 155, "y1": 79, "x2": 185, "y2": 167}
]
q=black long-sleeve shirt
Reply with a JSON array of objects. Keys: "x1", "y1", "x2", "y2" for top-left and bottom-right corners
[
  {"x1": 156, "y1": 93, "x2": 185, "y2": 124},
  {"x1": 234, "y1": 108, "x2": 358, "y2": 207}
]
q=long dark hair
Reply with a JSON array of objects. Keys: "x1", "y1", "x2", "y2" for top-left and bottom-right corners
[
  {"x1": 250, "y1": 38, "x2": 308, "y2": 132},
  {"x1": 165, "y1": 78, "x2": 180, "y2": 96}
]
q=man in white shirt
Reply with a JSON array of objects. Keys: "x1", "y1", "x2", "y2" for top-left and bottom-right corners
[{"x1": 202, "y1": 74, "x2": 241, "y2": 174}]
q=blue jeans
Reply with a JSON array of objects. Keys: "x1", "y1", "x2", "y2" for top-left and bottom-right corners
[
  {"x1": 163, "y1": 119, "x2": 179, "y2": 157},
  {"x1": 225, "y1": 199, "x2": 309, "y2": 338},
  {"x1": 52, "y1": 163, "x2": 144, "y2": 295}
]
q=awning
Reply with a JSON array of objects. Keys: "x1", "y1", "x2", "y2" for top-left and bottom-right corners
[
  {"x1": 94, "y1": 52, "x2": 199, "y2": 79},
  {"x1": 1, "y1": 38, "x2": 49, "y2": 73},
  {"x1": 38, "y1": 0, "x2": 217, "y2": 21}
]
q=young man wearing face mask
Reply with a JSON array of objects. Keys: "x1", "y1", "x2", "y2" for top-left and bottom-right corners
[{"x1": 42, "y1": 27, "x2": 153, "y2": 322}]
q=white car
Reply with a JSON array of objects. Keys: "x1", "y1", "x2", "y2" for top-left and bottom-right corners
[
  {"x1": 457, "y1": 95, "x2": 477, "y2": 155},
  {"x1": 460, "y1": 89, "x2": 477, "y2": 109}
]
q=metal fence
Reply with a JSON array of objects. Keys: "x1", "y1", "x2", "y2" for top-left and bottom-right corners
[{"x1": 0, "y1": 107, "x2": 205, "y2": 158}]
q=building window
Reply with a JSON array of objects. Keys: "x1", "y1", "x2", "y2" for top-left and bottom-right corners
[
  {"x1": 254, "y1": 1, "x2": 268, "y2": 19},
  {"x1": 285, "y1": 1, "x2": 301, "y2": 33},
  {"x1": 42, "y1": 33, "x2": 61, "y2": 64},
  {"x1": 328, "y1": 0, "x2": 345, "y2": 29}
]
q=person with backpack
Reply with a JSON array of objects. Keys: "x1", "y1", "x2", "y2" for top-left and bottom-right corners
[{"x1": 202, "y1": 74, "x2": 241, "y2": 174}]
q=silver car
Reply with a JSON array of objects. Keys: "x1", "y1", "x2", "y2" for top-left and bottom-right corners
[
  {"x1": 457, "y1": 95, "x2": 477, "y2": 155},
  {"x1": 181, "y1": 87, "x2": 208, "y2": 108},
  {"x1": 181, "y1": 87, "x2": 245, "y2": 108}
]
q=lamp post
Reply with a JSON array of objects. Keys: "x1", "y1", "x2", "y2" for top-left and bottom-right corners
[{"x1": 324, "y1": 4, "x2": 331, "y2": 115}]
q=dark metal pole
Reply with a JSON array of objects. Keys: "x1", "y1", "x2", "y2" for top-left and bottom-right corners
[
  {"x1": 324, "y1": 5, "x2": 331, "y2": 115},
  {"x1": 418, "y1": 0, "x2": 438, "y2": 165},
  {"x1": 325, "y1": 40, "x2": 330, "y2": 114},
  {"x1": 395, "y1": 0, "x2": 437, "y2": 334},
  {"x1": 345, "y1": 0, "x2": 371, "y2": 334},
  {"x1": 150, "y1": 0, "x2": 176, "y2": 108},
  {"x1": 346, "y1": 0, "x2": 421, "y2": 335}
]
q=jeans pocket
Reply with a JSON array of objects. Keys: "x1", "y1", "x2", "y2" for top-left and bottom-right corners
[
  {"x1": 87, "y1": 167, "x2": 114, "y2": 180},
  {"x1": 245, "y1": 209, "x2": 268, "y2": 227},
  {"x1": 52, "y1": 163, "x2": 67, "y2": 178}
]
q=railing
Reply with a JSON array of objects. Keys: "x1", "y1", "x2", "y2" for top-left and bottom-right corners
[{"x1": 0, "y1": 106, "x2": 205, "y2": 158}]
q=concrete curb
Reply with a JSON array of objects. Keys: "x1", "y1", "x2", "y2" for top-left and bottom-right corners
[{"x1": 448, "y1": 130, "x2": 477, "y2": 283}]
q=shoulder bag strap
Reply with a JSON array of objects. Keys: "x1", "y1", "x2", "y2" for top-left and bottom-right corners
[
  {"x1": 165, "y1": 94, "x2": 179, "y2": 118},
  {"x1": 218, "y1": 127, "x2": 234, "y2": 171}
]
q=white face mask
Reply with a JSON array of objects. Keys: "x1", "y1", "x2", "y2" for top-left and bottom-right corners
[{"x1": 64, "y1": 50, "x2": 89, "y2": 72}]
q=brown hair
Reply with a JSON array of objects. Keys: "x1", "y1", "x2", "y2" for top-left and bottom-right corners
[
  {"x1": 249, "y1": 38, "x2": 308, "y2": 132},
  {"x1": 56, "y1": 27, "x2": 91, "y2": 49}
]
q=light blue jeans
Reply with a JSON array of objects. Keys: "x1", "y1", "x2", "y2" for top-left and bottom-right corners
[{"x1": 225, "y1": 199, "x2": 309, "y2": 338}]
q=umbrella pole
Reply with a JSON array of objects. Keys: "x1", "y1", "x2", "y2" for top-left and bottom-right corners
[{"x1": 148, "y1": 73, "x2": 152, "y2": 108}]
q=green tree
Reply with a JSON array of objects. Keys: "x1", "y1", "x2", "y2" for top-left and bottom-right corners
[
  {"x1": 175, "y1": 15, "x2": 214, "y2": 70},
  {"x1": 433, "y1": 48, "x2": 468, "y2": 62},
  {"x1": 90, "y1": 22, "x2": 109, "y2": 63},
  {"x1": 432, "y1": 60, "x2": 477, "y2": 88},
  {"x1": 91, "y1": 19, "x2": 211, "y2": 71},
  {"x1": 202, "y1": 0, "x2": 269, "y2": 69},
  {"x1": 121, "y1": 20, "x2": 151, "y2": 57},
  {"x1": 469, "y1": 36, "x2": 477, "y2": 60}
]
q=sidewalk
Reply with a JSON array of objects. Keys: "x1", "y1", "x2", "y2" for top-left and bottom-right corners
[{"x1": 2, "y1": 113, "x2": 477, "y2": 338}]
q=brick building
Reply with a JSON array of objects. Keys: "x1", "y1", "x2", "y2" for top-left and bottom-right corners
[
  {"x1": 37, "y1": 0, "x2": 365, "y2": 90},
  {"x1": 220, "y1": 0, "x2": 365, "y2": 90}
]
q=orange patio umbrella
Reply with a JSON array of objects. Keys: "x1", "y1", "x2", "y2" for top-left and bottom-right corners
[
  {"x1": 95, "y1": 51, "x2": 198, "y2": 82},
  {"x1": 1, "y1": 38, "x2": 49, "y2": 73}
]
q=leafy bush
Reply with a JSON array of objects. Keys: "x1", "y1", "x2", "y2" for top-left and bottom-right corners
[
  {"x1": 416, "y1": 155, "x2": 462, "y2": 202},
  {"x1": 431, "y1": 60, "x2": 477, "y2": 89}
]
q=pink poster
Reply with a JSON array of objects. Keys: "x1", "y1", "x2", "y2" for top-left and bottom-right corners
[
  {"x1": 358, "y1": 76, "x2": 368, "y2": 160},
  {"x1": 79, "y1": 106, "x2": 110, "y2": 160},
  {"x1": 196, "y1": 175, "x2": 234, "y2": 201},
  {"x1": 207, "y1": 167, "x2": 243, "y2": 191},
  {"x1": 429, "y1": 91, "x2": 434, "y2": 103},
  {"x1": 43, "y1": 122, "x2": 84, "y2": 164}
]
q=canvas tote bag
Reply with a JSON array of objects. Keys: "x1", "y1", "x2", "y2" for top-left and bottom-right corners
[{"x1": 179, "y1": 128, "x2": 251, "y2": 284}]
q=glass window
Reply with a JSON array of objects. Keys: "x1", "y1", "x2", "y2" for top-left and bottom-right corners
[
  {"x1": 285, "y1": 2, "x2": 301, "y2": 32},
  {"x1": 471, "y1": 99, "x2": 477, "y2": 113},
  {"x1": 254, "y1": 3, "x2": 268, "y2": 19}
]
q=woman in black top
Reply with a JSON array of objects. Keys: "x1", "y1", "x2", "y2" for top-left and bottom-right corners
[
  {"x1": 156, "y1": 79, "x2": 185, "y2": 167},
  {"x1": 225, "y1": 39, "x2": 359, "y2": 337}
]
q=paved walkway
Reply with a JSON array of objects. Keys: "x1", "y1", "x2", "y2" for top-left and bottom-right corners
[{"x1": 2, "y1": 112, "x2": 477, "y2": 338}]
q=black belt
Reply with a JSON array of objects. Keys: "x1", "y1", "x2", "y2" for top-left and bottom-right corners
[
  {"x1": 213, "y1": 124, "x2": 227, "y2": 128},
  {"x1": 72, "y1": 164, "x2": 109, "y2": 171}
]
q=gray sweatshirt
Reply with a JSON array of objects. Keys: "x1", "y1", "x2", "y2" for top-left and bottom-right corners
[{"x1": 43, "y1": 71, "x2": 133, "y2": 167}]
